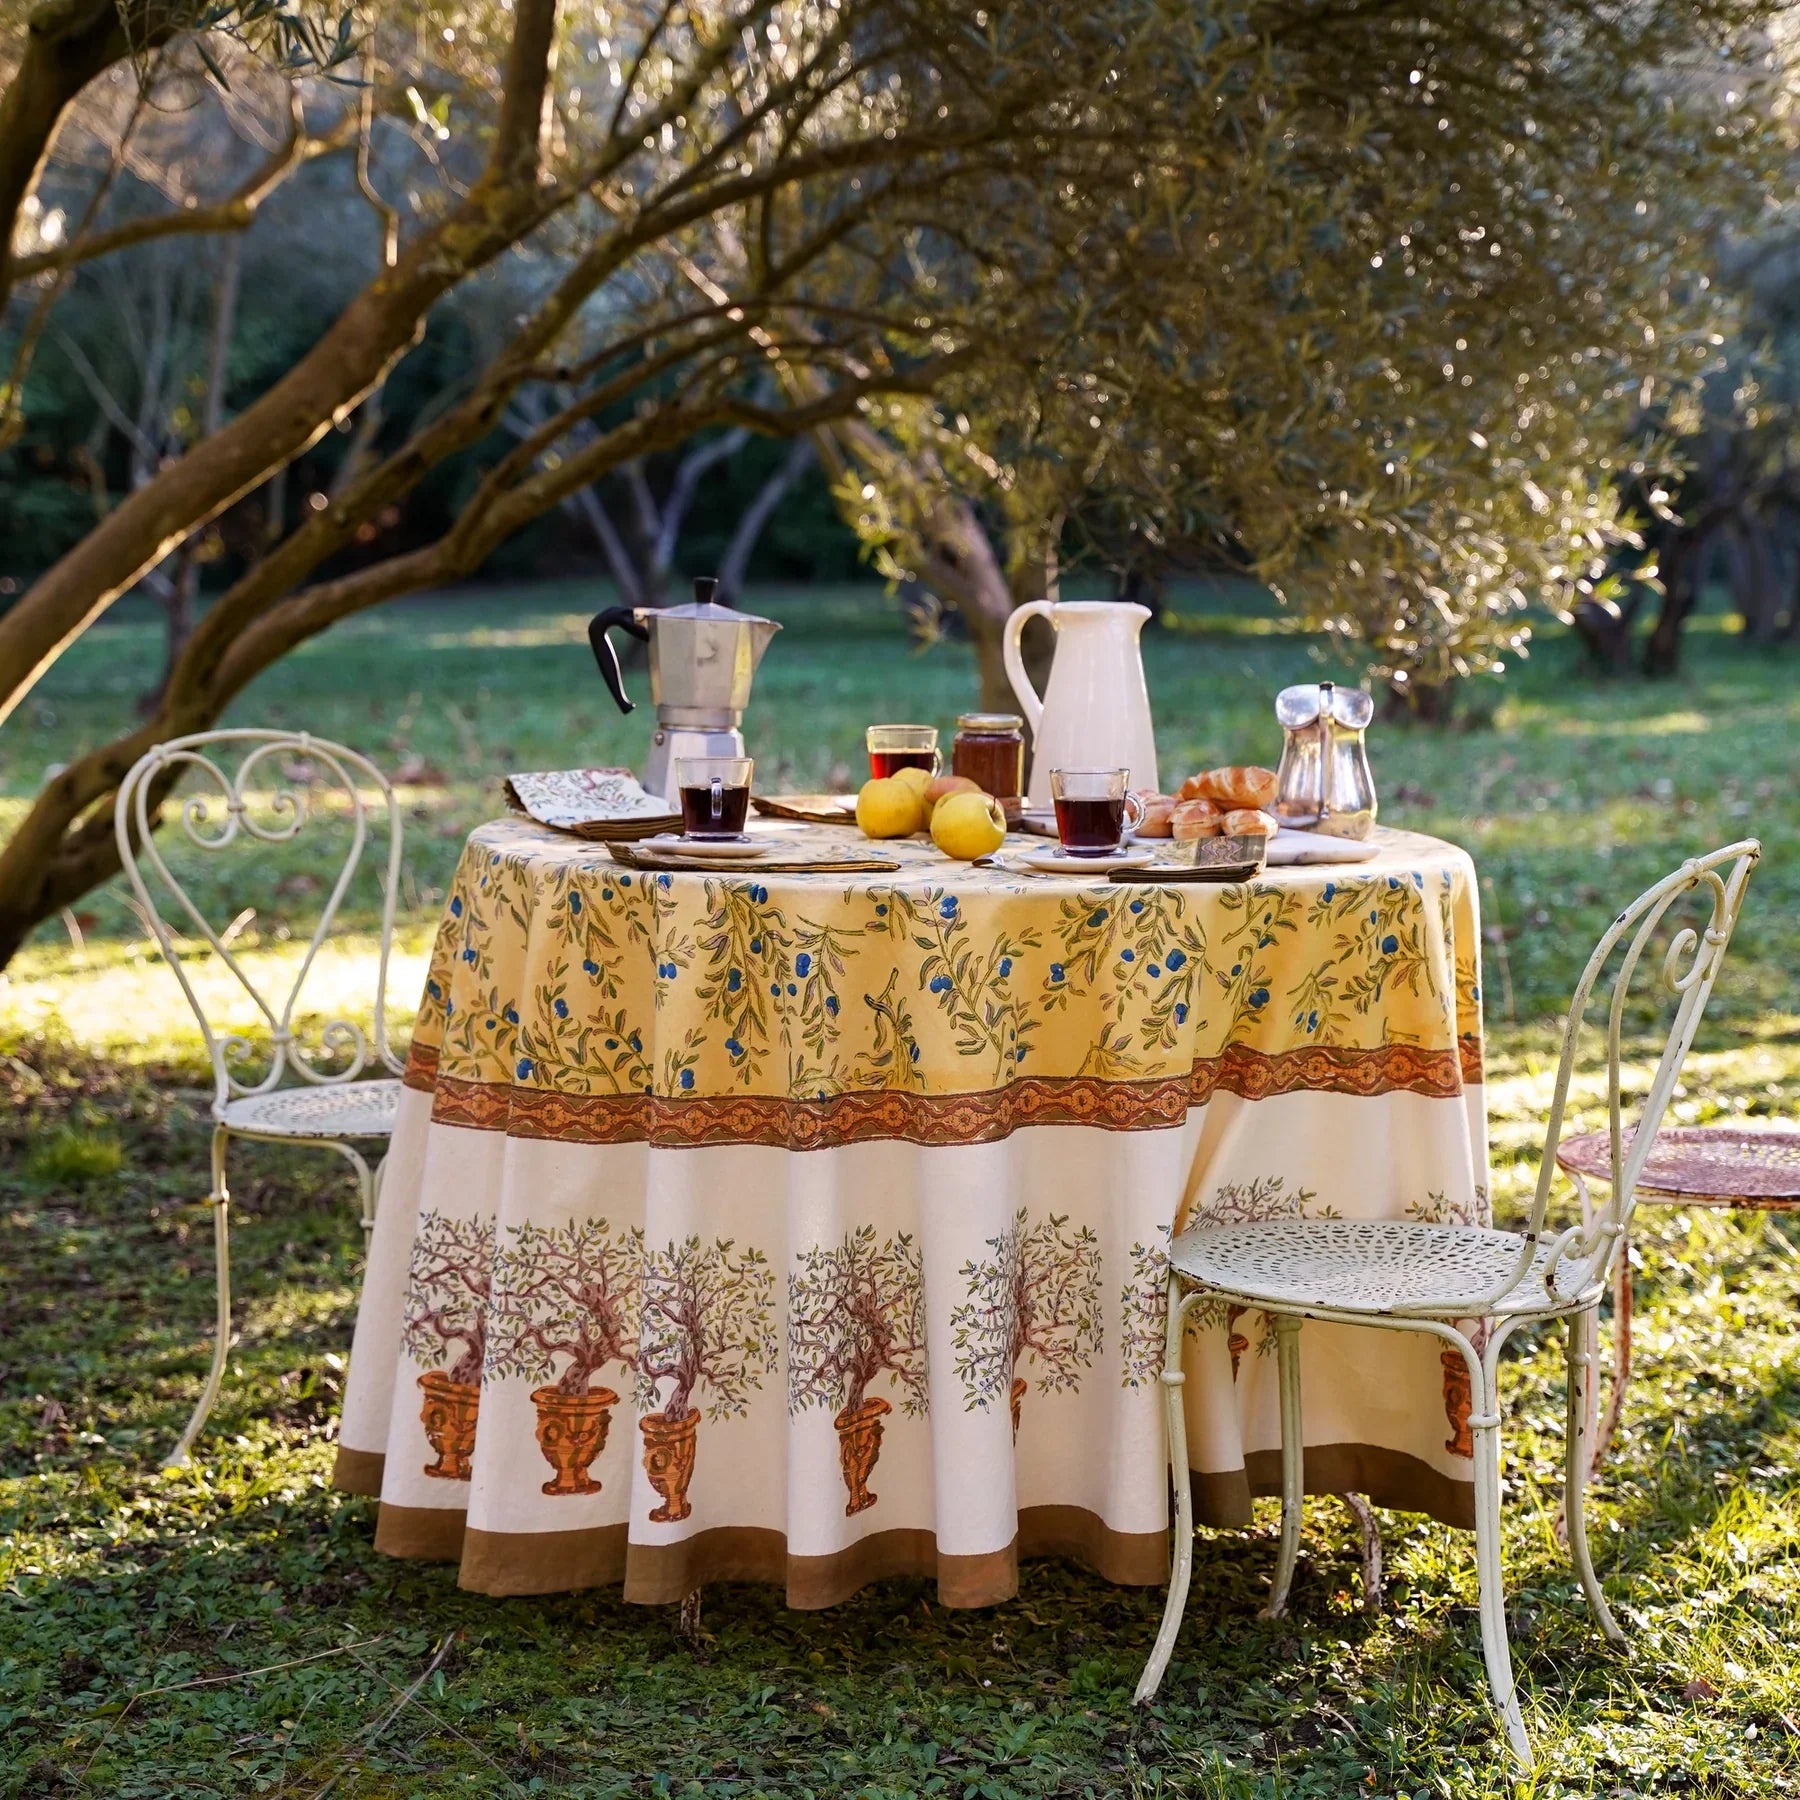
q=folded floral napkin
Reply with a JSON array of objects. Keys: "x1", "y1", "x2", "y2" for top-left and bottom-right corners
[{"x1": 502, "y1": 768, "x2": 679, "y2": 840}]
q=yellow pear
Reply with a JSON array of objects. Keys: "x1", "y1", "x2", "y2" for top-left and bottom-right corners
[
  {"x1": 856, "y1": 775, "x2": 923, "y2": 838},
  {"x1": 930, "y1": 789, "x2": 1007, "y2": 860}
]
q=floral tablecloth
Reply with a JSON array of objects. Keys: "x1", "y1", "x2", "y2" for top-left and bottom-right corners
[{"x1": 335, "y1": 819, "x2": 1489, "y2": 1608}]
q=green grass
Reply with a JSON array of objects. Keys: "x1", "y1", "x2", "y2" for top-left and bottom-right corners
[{"x1": 1, "y1": 580, "x2": 1798, "y2": 1797}]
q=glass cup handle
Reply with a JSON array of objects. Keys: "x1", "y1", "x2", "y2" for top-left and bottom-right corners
[
  {"x1": 930, "y1": 748, "x2": 943, "y2": 776},
  {"x1": 1122, "y1": 790, "x2": 1147, "y2": 833},
  {"x1": 709, "y1": 777, "x2": 723, "y2": 823}
]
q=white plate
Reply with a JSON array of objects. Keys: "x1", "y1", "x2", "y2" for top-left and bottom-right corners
[
  {"x1": 1264, "y1": 831, "x2": 1378, "y2": 866},
  {"x1": 642, "y1": 834, "x2": 771, "y2": 861},
  {"x1": 1009, "y1": 843, "x2": 1158, "y2": 875}
]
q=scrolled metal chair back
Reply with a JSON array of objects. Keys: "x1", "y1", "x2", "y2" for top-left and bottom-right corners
[
  {"x1": 1514, "y1": 840, "x2": 1761, "y2": 1307},
  {"x1": 114, "y1": 729, "x2": 406, "y2": 1112}
]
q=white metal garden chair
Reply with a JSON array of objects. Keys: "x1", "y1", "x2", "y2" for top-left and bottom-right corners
[
  {"x1": 114, "y1": 730, "x2": 407, "y2": 1467},
  {"x1": 1134, "y1": 840, "x2": 1761, "y2": 1770}
]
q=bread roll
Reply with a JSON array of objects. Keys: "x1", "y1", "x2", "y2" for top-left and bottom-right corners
[
  {"x1": 1184, "y1": 765, "x2": 1279, "y2": 809},
  {"x1": 1134, "y1": 792, "x2": 1176, "y2": 838},
  {"x1": 1171, "y1": 798, "x2": 1225, "y2": 840},
  {"x1": 1223, "y1": 807, "x2": 1278, "y2": 838}
]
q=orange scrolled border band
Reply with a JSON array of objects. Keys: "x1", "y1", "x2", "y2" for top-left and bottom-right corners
[{"x1": 404, "y1": 1036, "x2": 1484, "y2": 1154}]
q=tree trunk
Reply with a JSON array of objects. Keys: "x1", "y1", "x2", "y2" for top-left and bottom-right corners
[
  {"x1": 1645, "y1": 529, "x2": 1703, "y2": 677},
  {"x1": 1570, "y1": 588, "x2": 1644, "y2": 674},
  {"x1": 1381, "y1": 677, "x2": 1458, "y2": 725},
  {"x1": 0, "y1": 0, "x2": 172, "y2": 310},
  {"x1": 0, "y1": 0, "x2": 563, "y2": 725}
]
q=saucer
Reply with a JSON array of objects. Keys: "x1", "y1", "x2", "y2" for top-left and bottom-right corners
[
  {"x1": 644, "y1": 833, "x2": 769, "y2": 861},
  {"x1": 1010, "y1": 843, "x2": 1157, "y2": 875}
]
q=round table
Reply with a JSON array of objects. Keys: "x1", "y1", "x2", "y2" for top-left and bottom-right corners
[
  {"x1": 335, "y1": 818, "x2": 1490, "y2": 1608},
  {"x1": 1556, "y1": 1124, "x2": 1800, "y2": 1477}
]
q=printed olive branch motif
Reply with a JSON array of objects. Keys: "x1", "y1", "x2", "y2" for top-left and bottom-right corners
[
  {"x1": 785, "y1": 917, "x2": 868, "y2": 1065},
  {"x1": 692, "y1": 879, "x2": 788, "y2": 1085},
  {"x1": 539, "y1": 863, "x2": 630, "y2": 1001},
  {"x1": 850, "y1": 967, "x2": 927, "y2": 1090},
  {"x1": 485, "y1": 1218, "x2": 644, "y2": 1395},
  {"x1": 635, "y1": 1236, "x2": 778, "y2": 1423},
  {"x1": 787, "y1": 1226, "x2": 929, "y2": 1419},
  {"x1": 891, "y1": 888, "x2": 1039, "y2": 1079},
  {"x1": 1077, "y1": 1020, "x2": 1146, "y2": 1079},
  {"x1": 402, "y1": 1210, "x2": 497, "y2": 1386},
  {"x1": 1212, "y1": 883, "x2": 1307, "y2": 1040},
  {"x1": 516, "y1": 977, "x2": 652, "y2": 1094},
  {"x1": 1312, "y1": 872, "x2": 1441, "y2": 1018},
  {"x1": 1406, "y1": 1185, "x2": 1487, "y2": 1229},
  {"x1": 951, "y1": 1209, "x2": 1103, "y2": 1414}
]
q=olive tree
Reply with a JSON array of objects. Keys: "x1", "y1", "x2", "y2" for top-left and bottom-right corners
[
  {"x1": 830, "y1": 0, "x2": 1788, "y2": 717},
  {"x1": 0, "y1": 0, "x2": 1213, "y2": 963}
]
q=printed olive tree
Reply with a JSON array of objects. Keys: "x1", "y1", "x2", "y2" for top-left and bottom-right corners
[
  {"x1": 635, "y1": 1234, "x2": 777, "y2": 1424},
  {"x1": 787, "y1": 1225, "x2": 927, "y2": 1420},
  {"x1": 951, "y1": 1209, "x2": 1102, "y2": 1428},
  {"x1": 401, "y1": 1209, "x2": 495, "y2": 1387},
  {"x1": 485, "y1": 1218, "x2": 643, "y2": 1396}
]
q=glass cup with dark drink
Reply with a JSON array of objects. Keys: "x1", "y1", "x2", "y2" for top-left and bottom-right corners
[
  {"x1": 866, "y1": 724, "x2": 941, "y2": 781},
  {"x1": 675, "y1": 756, "x2": 753, "y2": 840},
  {"x1": 1049, "y1": 767, "x2": 1146, "y2": 856}
]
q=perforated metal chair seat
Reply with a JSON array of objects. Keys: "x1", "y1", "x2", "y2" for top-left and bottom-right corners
[
  {"x1": 1167, "y1": 1217, "x2": 1598, "y2": 1319},
  {"x1": 221, "y1": 1078, "x2": 403, "y2": 1141}
]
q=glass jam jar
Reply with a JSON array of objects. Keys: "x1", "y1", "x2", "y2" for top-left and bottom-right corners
[{"x1": 952, "y1": 712, "x2": 1025, "y2": 802}]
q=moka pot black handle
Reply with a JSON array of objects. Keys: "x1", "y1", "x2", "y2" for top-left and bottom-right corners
[{"x1": 587, "y1": 606, "x2": 650, "y2": 715}]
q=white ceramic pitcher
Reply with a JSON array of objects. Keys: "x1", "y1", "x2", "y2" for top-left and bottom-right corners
[{"x1": 1003, "y1": 600, "x2": 1159, "y2": 808}]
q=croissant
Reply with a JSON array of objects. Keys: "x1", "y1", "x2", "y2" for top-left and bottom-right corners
[
  {"x1": 1182, "y1": 765, "x2": 1279, "y2": 809},
  {"x1": 1171, "y1": 798, "x2": 1225, "y2": 840}
]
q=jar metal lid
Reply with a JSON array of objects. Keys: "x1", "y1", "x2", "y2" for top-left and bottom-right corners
[{"x1": 955, "y1": 712, "x2": 1024, "y2": 732}]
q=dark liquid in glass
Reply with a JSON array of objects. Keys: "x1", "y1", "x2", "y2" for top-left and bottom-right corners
[
  {"x1": 1053, "y1": 795, "x2": 1127, "y2": 855},
  {"x1": 869, "y1": 749, "x2": 936, "y2": 779},
  {"x1": 679, "y1": 783, "x2": 750, "y2": 838}
]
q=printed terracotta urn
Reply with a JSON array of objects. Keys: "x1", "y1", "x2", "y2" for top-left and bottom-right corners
[
  {"x1": 1227, "y1": 1306, "x2": 1251, "y2": 1381},
  {"x1": 1009, "y1": 1376, "x2": 1028, "y2": 1442},
  {"x1": 531, "y1": 1384, "x2": 619, "y2": 1496},
  {"x1": 417, "y1": 1370, "x2": 481, "y2": 1481},
  {"x1": 833, "y1": 1395, "x2": 893, "y2": 1515},
  {"x1": 1441, "y1": 1348, "x2": 1474, "y2": 1457},
  {"x1": 640, "y1": 1407, "x2": 700, "y2": 1521}
]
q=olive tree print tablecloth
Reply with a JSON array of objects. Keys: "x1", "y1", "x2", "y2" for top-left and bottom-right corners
[{"x1": 334, "y1": 819, "x2": 1490, "y2": 1608}]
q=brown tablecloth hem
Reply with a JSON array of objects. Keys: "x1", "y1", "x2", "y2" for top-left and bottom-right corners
[
  {"x1": 331, "y1": 1446, "x2": 385, "y2": 1496},
  {"x1": 351, "y1": 1505, "x2": 1168, "y2": 1609},
  {"x1": 1194, "y1": 1442, "x2": 1474, "y2": 1532}
]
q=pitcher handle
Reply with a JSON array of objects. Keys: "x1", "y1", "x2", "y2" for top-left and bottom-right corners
[{"x1": 1002, "y1": 600, "x2": 1054, "y2": 735}]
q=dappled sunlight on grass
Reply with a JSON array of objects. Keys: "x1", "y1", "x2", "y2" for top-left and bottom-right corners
[{"x1": 2, "y1": 931, "x2": 431, "y2": 1068}]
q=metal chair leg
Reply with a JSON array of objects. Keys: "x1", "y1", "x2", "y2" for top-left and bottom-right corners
[
  {"x1": 164, "y1": 1124, "x2": 233, "y2": 1469},
  {"x1": 1135, "y1": 1277, "x2": 1200, "y2": 1705},
  {"x1": 1341, "y1": 1491, "x2": 1384, "y2": 1613},
  {"x1": 1259, "y1": 1313, "x2": 1304, "y2": 1620},
  {"x1": 1592, "y1": 1252, "x2": 1632, "y2": 1477},
  {"x1": 1565, "y1": 1308, "x2": 1626, "y2": 1646},
  {"x1": 1468, "y1": 1344, "x2": 1531, "y2": 1769}
]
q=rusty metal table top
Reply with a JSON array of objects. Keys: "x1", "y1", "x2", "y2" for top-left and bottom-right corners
[{"x1": 1556, "y1": 1124, "x2": 1800, "y2": 1210}]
